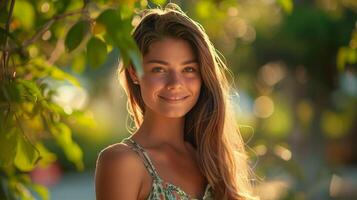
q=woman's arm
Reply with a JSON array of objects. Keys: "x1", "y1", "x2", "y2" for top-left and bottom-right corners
[{"x1": 95, "y1": 144, "x2": 144, "y2": 200}]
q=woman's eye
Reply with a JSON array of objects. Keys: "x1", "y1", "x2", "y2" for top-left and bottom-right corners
[
  {"x1": 184, "y1": 67, "x2": 197, "y2": 73},
  {"x1": 151, "y1": 67, "x2": 164, "y2": 73}
]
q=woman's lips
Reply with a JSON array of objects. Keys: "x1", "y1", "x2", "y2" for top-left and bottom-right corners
[{"x1": 159, "y1": 95, "x2": 189, "y2": 103}]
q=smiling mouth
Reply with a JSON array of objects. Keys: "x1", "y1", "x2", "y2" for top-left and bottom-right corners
[{"x1": 159, "y1": 95, "x2": 189, "y2": 103}]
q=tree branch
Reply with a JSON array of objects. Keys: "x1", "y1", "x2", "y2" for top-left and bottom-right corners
[
  {"x1": 22, "y1": 9, "x2": 85, "y2": 48},
  {"x1": 5, "y1": 0, "x2": 15, "y2": 47},
  {"x1": 1, "y1": 0, "x2": 15, "y2": 81}
]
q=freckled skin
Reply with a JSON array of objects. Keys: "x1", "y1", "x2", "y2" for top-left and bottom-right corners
[{"x1": 134, "y1": 38, "x2": 202, "y2": 118}]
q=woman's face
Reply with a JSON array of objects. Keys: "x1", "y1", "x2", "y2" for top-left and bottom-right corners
[{"x1": 134, "y1": 37, "x2": 202, "y2": 118}]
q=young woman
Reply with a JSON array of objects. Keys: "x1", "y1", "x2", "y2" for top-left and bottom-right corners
[{"x1": 95, "y1": 3, "x2": 257, "y2": 200}]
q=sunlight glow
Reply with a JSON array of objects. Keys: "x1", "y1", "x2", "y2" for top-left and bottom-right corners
[
  {"x1": 253, "y1": 96, "x2": 274, "y2": 118},
  {"x1": 255, "y1": 179, "x2": 290, "y2": 200},
  {"x1": 254, "y1": 144, "x2": 267, "y2": 156},
  {"x1": 42, "y1": 30, "x2": 51, "y2": 41},
  {"x1": 242, "y1": 25, "x2": 256, "y2": 43},
  {"x1": 330, "y1": 174, "x2": 343, "y2": 197},
  {"x1": 227, "y1": 7, "x2": 239, "y2": 17},
  {"x1": 225, "y1": 18, "x2": 248, "y2": 38},
  {"x1": 29, "y1": 46, "x2": 38, "y2": 58},
  {"x1": 259, "y1": 62, "x2": 286, "y2": 86},
  {"x1": 41, "y1": 2, "x2": 50, "y2": 13},
  {"x1": 131, "y1": 15, "x2": 141, "y2": 27},
  {"x1": 53, "y1": 85, "x2": 88, "y2": 114},
  {"x1": 274, "y1": 145, "x2": 292, "y2": 161}
]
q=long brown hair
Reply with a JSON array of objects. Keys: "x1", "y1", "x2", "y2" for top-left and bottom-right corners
[{"x1": 118, "y1": 3, "x2": 257, "y2": 200}]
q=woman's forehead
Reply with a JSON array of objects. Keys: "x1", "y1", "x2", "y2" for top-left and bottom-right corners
[{"x1": 143, "y1": 38, "x2": 197, "y2": 64}]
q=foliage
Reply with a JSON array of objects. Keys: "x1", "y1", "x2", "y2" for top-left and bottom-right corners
[{"x1": 0, "y1": 0, "x2": 154, "y2": 199}]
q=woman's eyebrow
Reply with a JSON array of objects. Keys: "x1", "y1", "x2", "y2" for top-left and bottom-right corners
[
  {"x1": 145, "y1": 59, "x2": 198, "y2": 65},
  {"x1": 181, "y1": 60, "x2": 198, "y2": 65},
  {"x1": 145, "y1": 59, "x2": 169, "y2": 65}
]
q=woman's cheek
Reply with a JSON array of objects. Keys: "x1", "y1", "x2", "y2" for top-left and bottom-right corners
[
  {"x1": 186, "y1": 76, "x2": 202, "y2": 89},
  {"x1": 140, "y1": 76, "x2": 166, "y2": 96},
  {"x1": 145, "y1": 76, "x2": 166, "y2": 87}
]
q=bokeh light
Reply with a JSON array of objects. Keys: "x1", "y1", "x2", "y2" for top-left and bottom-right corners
[
  {"x1": 52, "y1": 85, "x2": 89, "y2": 114},
  {"x1": 253, "y1": 96, "x2": 274, "y2": 118}
]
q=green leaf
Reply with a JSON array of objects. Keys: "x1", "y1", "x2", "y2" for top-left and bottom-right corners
[
  {"x1": 14, "y1": 181, "x2": 36, "y2": 200},
  {"x1": 72, "y1": 52, "x2": 86, "y2": 73},
  {"x1": 87, "y1": 37, "x2": 107, "y2": 68},
  {"x1": 65, "y1": 20, "x2": 90, "y2": 52},
  {"x1": 96, "y1": 9, "x2": 121, "y2": 35},
  {"x1": 127, "y1": 48, "x2": 143, "y2": 77},
  {"x1": 70, "y1": 110, "x2": 97, "y2": 129},
  {"x1": 118, "y1": 4, "x2": 134, "y2": 20},
  {"x1": 13, "y1": 0, "x2": 35, "y2": 30},
  {"x1": 96, "y1": 9, "x2": 133, "y2": 41},
  {"x1": 1, "y1": 81, "x2": 17, "y2": 102},
  {"x1": 35, "y1": 143, "x2": 57, "y2": 168},
  {"x1": 151, "y1": 0, "x2": 167, "y2": 6},
  {"x1": 337, "y1": 47, "x2": 347, "y2": 72},
  {"x1": 195, "y1": 1, "x2": 214, "y2": 18},
  {"x1": 30, "y1": 184, "x2": 49, "y2": 200},
  {"x1": 277, "y1": 0, "x2": 294, "y2": 15},
  {"x1": 14, "y1": 133, "x2": 40, "y2": 172},
  {"x1": 96, "y1": 8, "x2": 142, "y2": 74},
  {"x1": 49, "y1": 68, "x2": 81, "y2": 87},
  {"x1": 0, "y1": 176, "x2": 12, "y2": 200},
  {"x1": 0, "y1": 27, "x2": 21, "y2": 47},
  {"x1": 32, "y1": 58, "x2": 81, "y2": 87},
  {"x1": 0, "y1": 128, "x2": 18, "y2": 168},
  {"x1": 1, "y1": 79, "x2": 44, "y2": 103},
  {"x1": 346, "y1": 48, "x2": 357, "y2": 64},
  {"x1": 17, "y1": 79, "x2": 43, "y2": 103},
  {"x1": 51, "y1": 122, "x2": 84, "y2": 170},
  {"x1": 64, "y1": 142, "x2": 84, "y2": 171}
]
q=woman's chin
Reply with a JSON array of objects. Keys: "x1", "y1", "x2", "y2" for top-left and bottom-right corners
[{"x1": 158, "y1": 110, "x2": 188, "y2": 119}]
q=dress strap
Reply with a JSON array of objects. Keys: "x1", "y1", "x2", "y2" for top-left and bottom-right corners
[{"x1": 122, "y1": 137, "x2": 161, "y2": 181}]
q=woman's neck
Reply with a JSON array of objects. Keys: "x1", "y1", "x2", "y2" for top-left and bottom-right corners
[{"x1": 132, "y1": 109, "x2": 187, "y2": 150}]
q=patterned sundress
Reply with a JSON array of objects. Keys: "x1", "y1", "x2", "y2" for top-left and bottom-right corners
[{"x1": 122, "y1": 137, "x2": 215, "y2": 200}]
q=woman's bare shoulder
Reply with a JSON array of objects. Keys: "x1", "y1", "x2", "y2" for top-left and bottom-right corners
[
  {"x1": 98, "y1": 142, "x2": 134, "y2": 159},
  {"x1": 96, "y1": 141, "x2": 145, "y2": 172},
  {"x1": 95, "y1": 142, "x2": 146, "y2": 200}
]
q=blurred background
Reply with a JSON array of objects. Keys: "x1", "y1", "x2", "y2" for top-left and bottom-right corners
[{"x1": 1, "y1": 0, "x2": 356, "y2": 200}]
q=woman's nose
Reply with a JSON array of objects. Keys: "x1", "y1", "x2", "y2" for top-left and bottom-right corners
[{"x1": 166, "y1": 71, "x2": 183, "y2": 90}]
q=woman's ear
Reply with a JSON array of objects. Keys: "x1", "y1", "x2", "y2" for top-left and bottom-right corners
[{"x1": 128, "y1": 66, "x2": 140, "y2": 85}]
